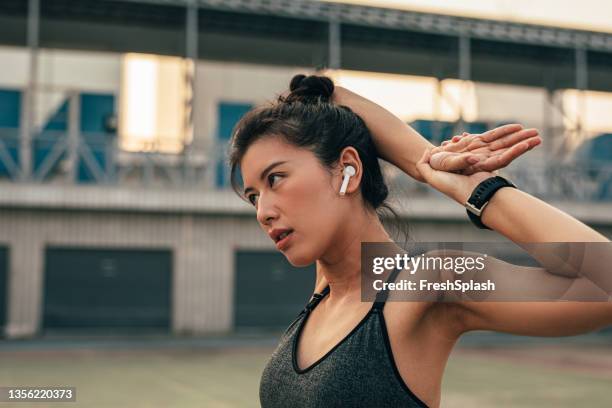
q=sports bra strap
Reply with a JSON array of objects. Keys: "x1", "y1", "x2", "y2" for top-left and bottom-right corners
[
  {"x1": 303, "y1": 285, "x2": 330, "y2": 313},
  {"x1": 372, "y1": 266, "x2": 402, "y2": 312},
  {"x1": 303, "y1": 265, "x2": 402, "y2": 314}
]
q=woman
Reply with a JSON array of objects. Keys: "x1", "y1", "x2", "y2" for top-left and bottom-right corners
[{"x1": 228, "y1": 74, "x2": 611, "y2": 407}]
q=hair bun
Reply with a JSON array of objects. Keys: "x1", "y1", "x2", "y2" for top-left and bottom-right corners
[{"x1": 286, "y1": 74, "x2": 334, "y2": 103}]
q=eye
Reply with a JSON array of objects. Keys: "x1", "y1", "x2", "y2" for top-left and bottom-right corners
[
  {"x1": 268, "y1": 173, "x2": 282, "y2": 187},
  {"x1": 247, "y1": 173, "x2": 282, "y2": 206}
]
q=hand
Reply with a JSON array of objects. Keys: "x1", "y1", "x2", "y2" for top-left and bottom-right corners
[
  {"x1": 416, "y1": 147, "x2": 498, "y2": 205},
  {"x1": 428, "y1": 124, "x2": 541, "y2": 175}
]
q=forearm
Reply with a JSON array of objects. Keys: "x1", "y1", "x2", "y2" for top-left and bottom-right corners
[
  {"x1": 333, "y1": 86, "x2": 433, "y2": 183},
  {"x1": 481, "y1": 187, "x2": 609, "y2": 243},
  {"x1": 480, "y1": 188, "x2": 611, "y2": 293}
]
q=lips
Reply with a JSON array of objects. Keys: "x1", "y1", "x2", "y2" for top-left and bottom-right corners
[
  {"x1": 275, "y1": 230, "x2": 294, "y2": 250},
  {"x1": 277, "y1": 230, "x2": 292, "y2": 241},
  {"x1": 269, "y1": 228, "x2": 294, "y2": 243}
]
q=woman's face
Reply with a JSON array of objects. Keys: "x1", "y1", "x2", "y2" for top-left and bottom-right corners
[{"x1": 241, "y1": 135, "x2": 352, "y2": 266}]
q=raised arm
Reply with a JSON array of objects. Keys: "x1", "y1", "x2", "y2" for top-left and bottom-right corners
[
  {"x1": 332, "y1": 85, "x2": 541, "y2": 182},
  {"x1": 332, "y1": 86, "x2": 433, "y2": 182},
  {"x1": 414, "y1": 148, "x2": 612, "y2": 338},
  {"x1": 312, "y1": 82, "x2": 541, "y2": 295}
]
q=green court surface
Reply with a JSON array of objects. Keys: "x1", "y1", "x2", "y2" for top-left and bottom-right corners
[{"x1": 0, "y1": 343, "x2": 611, "y2": 407}]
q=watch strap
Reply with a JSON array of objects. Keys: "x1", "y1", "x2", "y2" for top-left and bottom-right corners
[{"x1": 465, "y1": 175, "x2": 516, "y2": 229}]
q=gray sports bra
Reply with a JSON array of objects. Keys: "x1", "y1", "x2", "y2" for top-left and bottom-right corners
[{"x1": 259, "y1": 267, "x2": 429, "y2": 407}]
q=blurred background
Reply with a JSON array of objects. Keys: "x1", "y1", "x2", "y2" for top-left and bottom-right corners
[{"x1": 0, "y1": 0, "x2": 611, "y2": 407}]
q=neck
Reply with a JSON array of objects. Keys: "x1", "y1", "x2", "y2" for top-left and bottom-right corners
[{"x1": 315, "y1": 208, "x2": 395, "y2": 302}]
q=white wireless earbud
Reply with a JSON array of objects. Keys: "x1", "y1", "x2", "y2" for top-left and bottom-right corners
[{"x1": 339, "y1": 165, "x2": 356, "y2": 196}]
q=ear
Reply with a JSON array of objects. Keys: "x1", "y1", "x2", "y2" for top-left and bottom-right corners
[{"x1": 337, "y1": 147, "x2": 362, "y2": 195}]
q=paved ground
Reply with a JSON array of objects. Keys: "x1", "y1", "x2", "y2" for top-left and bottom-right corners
[{"x1": 0, "y1": 332, "x2": 611, "y2": 407}]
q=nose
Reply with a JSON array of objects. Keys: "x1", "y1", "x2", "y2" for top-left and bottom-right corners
[{"x1": 256, "y1": 193, "x2": 278, "y2": 226}]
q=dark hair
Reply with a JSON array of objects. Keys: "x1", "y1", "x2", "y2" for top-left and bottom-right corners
[{"x1": 228, "y1": 73, "x2": 410, "y2": 242}]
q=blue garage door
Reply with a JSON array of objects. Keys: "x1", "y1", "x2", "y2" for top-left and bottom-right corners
[
  {"x1": 234, "y1": 250, "x2": 315, "y2": 329},
  {"x1": 43, "y1": 247, "x2": 172, "y2": 331},
  {"x1": 0, "y1": 247, "x2": 7, "y2": 335}
]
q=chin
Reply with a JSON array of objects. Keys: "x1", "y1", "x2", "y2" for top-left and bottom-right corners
[
  {"x1": 285, "y1": 254, "x2": 314, "y2": 268},
  {"x1": 283, "y1": 247, "x2": 318, "y2": 267}
]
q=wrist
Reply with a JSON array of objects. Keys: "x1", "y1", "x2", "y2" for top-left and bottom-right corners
[
  {"x1": 463, "y1": 175, "x2": 517, "y2": 230},
  {"x1": 450, "y1": 177, "x2": 483, "y2": 206},
  {"x1": 450, "y1": 171, "x2": 505, "y2": 204}
]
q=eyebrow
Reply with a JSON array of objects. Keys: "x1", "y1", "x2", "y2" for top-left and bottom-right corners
[{"x1": 243, "y1": 160, "x2": 288, "y2": 196}]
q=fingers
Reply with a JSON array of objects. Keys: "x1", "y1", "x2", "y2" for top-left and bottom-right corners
[
  {"x1": 439, "y1": 135, "x2": 463, "y2": 148},
  {"x1": 451, "y1": 132, "x2": 468, "y2": 143},
  {"x1": 441, "y1": 133, "x2": 487, "y2": 153},
  {"x1": 464, "y1": 136, "x2": 541, "y2": 174},
  {"x1": 439, "y1": 132, "x2": 468, "y2": 149},
  {"x1": 524, "y1": 135, "x2": 542, "y2": 149},
  {"x1": 479, "y1": 123, "x2": 524, "y2": 143},
  {"x1": 438, "y1": 124, "x2": 539, "y2": 159},
  {"x1": 487, "y1": 128, "x2": 540, "y2": 151},
  {"x1": 443, "y1": 124, "x2": 524, "y2": 154},
  {"x1": 482, "y1": 149, "x2": 522, "y2": 171},
  {"x1": 442, "y1": 126, "x2": 540, "y2": 156},
  {"x1": 485, "y1": 136, "x2": 542, "y2": 171}
]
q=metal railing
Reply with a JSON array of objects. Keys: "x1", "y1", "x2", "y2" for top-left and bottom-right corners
[
  {"x1": 0, "y1": 128, "x2": 213, "y2": 188},
  {"x1": 2, "y1": 128, "x2": 612, "y2": 202}
]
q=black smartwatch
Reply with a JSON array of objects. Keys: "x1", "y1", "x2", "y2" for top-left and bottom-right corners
[{"x1": 464, "y1": 175, "x2": 517, "y2": 229}]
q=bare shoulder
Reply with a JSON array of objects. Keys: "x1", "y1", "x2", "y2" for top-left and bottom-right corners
[
  {"x1": 383, "y1": 249, "x2": 471, "y2": 341},
  {"x1": 384, "y1": 264, "x2": 466, "y2": 342},
  {"x1": 383, "y1": 295, "x2": 466, "y2": 346}
]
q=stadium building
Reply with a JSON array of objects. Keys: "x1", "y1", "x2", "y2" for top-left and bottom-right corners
[{"x1": 0, "y1": 0, "x2": 611, "y2": 338}]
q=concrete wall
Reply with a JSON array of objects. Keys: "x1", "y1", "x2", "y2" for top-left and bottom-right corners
[
  {"x1": 1, "y1": 209, "x2": 272, "y2": 338},
  {"x1": 1, "y1": 184, "x2": 611, "y2": 339},
  {"x1": 192, "y1": 60, "x2": 309, "y2": 152},
  {"x1": 0, "y1": 46, "x2": 121, "y2": 92}
]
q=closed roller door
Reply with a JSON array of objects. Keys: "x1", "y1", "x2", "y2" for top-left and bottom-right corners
[
  {"x1": 43, "y1": 247, "x2": 172, "y2": 330},
  {"x1": 0, "y1": 247, "x2": 7, "y2": 334},
  {"x1": 234, "y1": 250, "x2": 315, "y2": 329}
]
